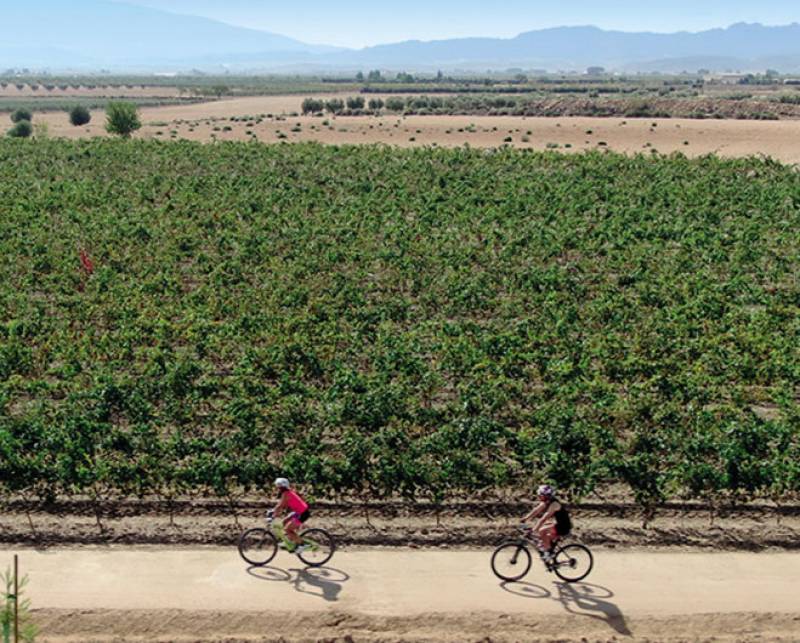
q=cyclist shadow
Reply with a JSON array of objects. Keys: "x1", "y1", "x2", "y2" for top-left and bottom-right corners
[
  {"x1": 553, "y1": 582, "x2": 631, "y2": 636},
  {"x1": 247, "y1": 565, "x2": 350, "y2": 603},
  {"x1": 500, "y1": 580, "x2": 630, "y2": 636}
]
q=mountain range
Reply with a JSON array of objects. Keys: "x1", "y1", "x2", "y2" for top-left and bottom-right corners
[
  {"x1": 2, "y1": 0, "x2": 339, "y2": 69},
  {"x1": 4, "y1": 2, "x2": 800, "y2": 73}
]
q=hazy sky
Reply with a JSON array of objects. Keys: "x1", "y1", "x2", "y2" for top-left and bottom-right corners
[{"x1": 122, "y1": 0, "x2": 799, "y2": 47}]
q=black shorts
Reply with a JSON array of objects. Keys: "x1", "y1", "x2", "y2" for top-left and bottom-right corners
[{"x1": 298, "y1": 509, "x2": 310, "y2": 523}]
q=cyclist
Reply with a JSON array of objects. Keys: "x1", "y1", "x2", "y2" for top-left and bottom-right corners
[
  {"x1": 270, "y1": 478, "x2": 310, "y2": 553},
  {"x1": 521, "y1": 484, "x2": 572, "y2": 560}
]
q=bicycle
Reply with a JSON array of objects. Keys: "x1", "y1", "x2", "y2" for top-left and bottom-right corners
[
  {"x1": 491, "y1": 526, "x2": 593, "y2": 583},
  {"x1": 238, "y1": 511, "x2": 336, "y2": 568}
]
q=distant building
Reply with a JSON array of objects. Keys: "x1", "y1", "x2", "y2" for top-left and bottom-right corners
[{"x1": 704, "y1": 73, "x2": 749, "y2": 84}]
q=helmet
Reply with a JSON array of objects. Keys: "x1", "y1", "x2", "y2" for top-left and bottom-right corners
[
  {"x1": 537, "y1": 484, "x2": 555, "y2": 498},
  {"x1": 274, "y1": 477, "x2": 290, "y2": 489}
]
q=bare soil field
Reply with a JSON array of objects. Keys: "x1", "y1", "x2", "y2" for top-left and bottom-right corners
[
  {"x1": 31, "y1": 95, "x2": 800, "y2": 163},
  {"x1": 2, "y1": 499, "x2": 799, "y2": 550},
  {"x1": 8, "y1": 548, "x2": 800, "y2": 642}
]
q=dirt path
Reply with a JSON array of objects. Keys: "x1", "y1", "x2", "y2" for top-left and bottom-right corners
[{"x1": 6, "y1": 547, "x2": 800, "y2": 641}]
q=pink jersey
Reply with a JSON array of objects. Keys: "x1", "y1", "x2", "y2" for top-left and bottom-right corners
[{"x1": 284, "y1": 489, "x2": 308, "y2": 515}]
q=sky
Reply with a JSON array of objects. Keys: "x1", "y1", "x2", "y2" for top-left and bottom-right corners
[{"x1": 122, "y1": 0, "x2": 800, "y2": 48}]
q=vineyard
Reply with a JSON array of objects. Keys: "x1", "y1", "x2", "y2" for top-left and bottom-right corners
[
  {"x1": 0, "y1": 140, "x2": 798, "y2": 516},
  {"x1": 0, "y1": 96, "x2": 201, "y2": 114}
]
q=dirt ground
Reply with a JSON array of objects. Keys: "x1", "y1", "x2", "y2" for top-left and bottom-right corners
[
  {"x1": 2, "y1": 498, "x2": 799, "y2": 550},
  {"x1": 8, "y1": 548, "x2": 800, "y2": 642},
  {"x1": 28, "y1": 94, "x2": 800, "y2": 163},
  {"x1": 28, "y1": 610, "x2": 800, "y2": 643},
  {"x1": 27, "y1": 610, "x2": 800, "y2": 643}
]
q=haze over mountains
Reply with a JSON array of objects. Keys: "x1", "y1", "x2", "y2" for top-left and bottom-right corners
[
  {"x1": 4, "y1": 1, "x2": 800, "y2": 73},
  {"x1": 2, "y1": 0, "x2": 339, "y2": 69}
]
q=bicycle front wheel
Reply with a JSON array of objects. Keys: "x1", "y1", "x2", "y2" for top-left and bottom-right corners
[
  {"x1": 552, "y1": 543, "x2": 593, "y2": 583},
  {"x1": 491, "y1": 542, "x2": 532, "y2": 582},
  {"x1": 298, "y1": 528, "x2": 336, "y2": 567},
  {"x1": 238, "y1": 527, "x2": 278, "y2": 567}
]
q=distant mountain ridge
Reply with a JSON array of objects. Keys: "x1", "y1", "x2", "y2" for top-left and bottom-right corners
[
  {"x1": 3, "y1": 4, "x2": 800, "y2": 74},
  {"x1": 2, "y1": 0, "x2": 338, "y2": 68},
  {"x1": 337, "y1": 23, "x2": 800, "y2": 72}
]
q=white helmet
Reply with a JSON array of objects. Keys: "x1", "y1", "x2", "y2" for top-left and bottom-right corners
[
  {"x1": 274, "y1": 477, "x2": 290, "y2": 489},
  {"x1": 537, "y1": 484, "x2": 555, "y2": 498}
]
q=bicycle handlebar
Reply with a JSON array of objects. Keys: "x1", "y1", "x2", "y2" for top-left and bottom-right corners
[
  {"x1": 266, "y1": 509, "x2": 300, "y2": 528},
  {"x1": 516, "y1": 525, "x2": 543, "y2": 543},
  {"x1": 266, "y1": 510, "x2": 297, "y2": 524}
]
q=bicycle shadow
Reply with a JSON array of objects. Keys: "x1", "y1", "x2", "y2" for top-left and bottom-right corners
[
  {"x1": 499, "y1": 580, "x2": 631, "y2": 636},
  {"x1": 553, "y1": 581, "x2": 631, "y2": 636},
  {"x1": 247, "y1": 565, "x2": 350, "y2": 603},
  {"x1": 290, "y1": 567, "x2": 350, "y2": 602},
  {"x1": 499, "y1": 581, "x2": 552, "y2": 600},
  {"x1": 246, "y1": 566, "x2": 292, "y2": 582}
]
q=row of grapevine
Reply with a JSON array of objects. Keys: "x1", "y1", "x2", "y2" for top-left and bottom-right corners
[{"x1": 0, "y1": 140, "x2": 798, "y2": 509}]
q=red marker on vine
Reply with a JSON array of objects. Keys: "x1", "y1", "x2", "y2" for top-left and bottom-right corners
[{"x1": 79, "y1": 249, "x2": 95, "y2": 275}]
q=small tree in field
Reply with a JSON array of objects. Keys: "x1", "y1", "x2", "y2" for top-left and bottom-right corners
[
  {"x1": 324, "y1": 99, "x2": 345, "y2": 114},
  {"x1": 10, "y1": 108, "x2": 32, "y2": 123},
  {"x1": 301, "y1": 98, "x2": 324, "y2": 115},
  {"x1": 69, "y1": 105, "x2": 91, "y2": 126},
  {"x1": 385, "y1": 97, "x2": 406, "y2": 112},
  {"x1": 33, "y1": 122, "x2": 50, "y2": 139},
  {"x1": 7, "y1": 120, "x2": 33, "y2": 138},
  {"x1": 346, "y1": 96, "x2": 365, "y2": 110},
  {"x1": 368, "y1": 98, "x2": 384, "y2": 111},
  {"x1": 105, "y1": 101, "x2": 140, "y2": 138},
  {"x1": 2, "y1": 566, "x2": 37, "y2": 642}
]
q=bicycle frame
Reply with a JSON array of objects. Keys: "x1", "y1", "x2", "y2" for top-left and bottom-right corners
[
  {"x1": 267, "y1": 517, "x2": 322, "y2": 554},
  {"x1": 268, "y1": 519, "x2": 291, "y2": 547},
  {"x1": 513, "y1": 527, "x2": 568, "y2": 572},
  {"x1": 520, "y1": 524, "x2": 568, "y2": 546}
]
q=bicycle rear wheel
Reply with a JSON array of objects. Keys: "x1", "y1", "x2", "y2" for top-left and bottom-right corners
[
  {"x1": 552, "y1": 543, "x2": 593, "y2": 583},
  {"x1": 298, "y1": 528, "x2": 336, "y2": 567},
  {"x1": 491, "y1": 541, "x2": 532, "y2": 582},
  {"x1": 238, "y1": 527, "x2": 278, "y2": 567}
]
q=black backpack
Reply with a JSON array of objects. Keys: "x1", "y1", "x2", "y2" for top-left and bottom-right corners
[{"x1": 554, "y1": 501, "x2": 572, "y2": 536}]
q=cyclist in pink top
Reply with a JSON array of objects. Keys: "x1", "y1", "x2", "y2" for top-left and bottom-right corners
[{"x1": 271, "y1": 478, "x2": 310, "y2": 552}]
